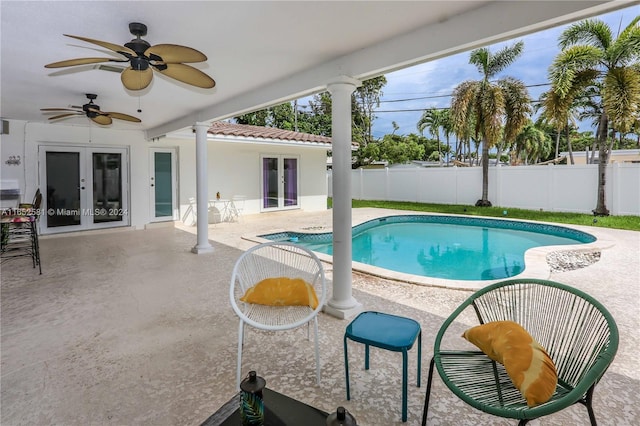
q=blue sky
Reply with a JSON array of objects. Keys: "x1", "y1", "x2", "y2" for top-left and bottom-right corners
[{"x1": 370, "y1": 5, "x2": 639, "y2": 139}]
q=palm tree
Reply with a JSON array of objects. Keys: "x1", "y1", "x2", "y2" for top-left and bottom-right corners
[
  {"x1": 450, "y1": 41, "x2": 532, "y2": 206},
  {"x1": 513, "y1": 122, "x2": 553, "y2": 164},
  {"x1": 417, "y1": 108, "x2": 447, "y2": 165},
  {"x1": 548, "y1": 17, "x2": 640, "y2": 216}
]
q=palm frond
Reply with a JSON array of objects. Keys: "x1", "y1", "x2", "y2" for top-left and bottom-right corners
[
  {"x1": 486, "y1": 41, "x2": 524, "y2": 78},
  {"x1": 499, "y1": 77, "x2": 532, "y2": 142},
  {"x1": 479, "y1": 84, "x2": 505, "y2": 147},
  {"x1": 469, "y1": 48, "x2": 490, "y2": 76},
  {"x1": 603, "y1": 66, "x2": 640, "y2": 133},
  {"x1": 559, "y1": 19, "x2": 613, "y2": 51},
  {"x1": 451, "y1": 80, "x2": 480, "y2": 139},
  {"x1": 608, "y1": 17, "x2": 640, "y2": 65},
  {"x1": 548, "y1": 45, "x2": 603, "y2": 96}
]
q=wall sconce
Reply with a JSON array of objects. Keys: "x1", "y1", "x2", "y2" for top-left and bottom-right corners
[{"x1": 5, "y1": 155, "x2": 21, "y2": 166}]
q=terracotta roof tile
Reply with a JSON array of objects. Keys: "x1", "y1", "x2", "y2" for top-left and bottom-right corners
[{"x1": 208, "y1": 121, "x2": 358, "y2": 147}]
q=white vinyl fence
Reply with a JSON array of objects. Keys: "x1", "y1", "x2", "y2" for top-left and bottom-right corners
[{"x1": 328, "y1": 163, "x2": 640, "y2": 216}]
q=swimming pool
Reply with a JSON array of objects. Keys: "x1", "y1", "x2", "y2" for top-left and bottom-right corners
[{"x1": 259, "y1": 215, "x2": 596, "y2": 281}]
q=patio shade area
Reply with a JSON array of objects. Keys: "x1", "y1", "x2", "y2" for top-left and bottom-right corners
[{"x1": 1, "y1": 209, "x2": 639, "y2": 425}]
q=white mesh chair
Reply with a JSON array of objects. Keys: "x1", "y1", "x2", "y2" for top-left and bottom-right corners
[{"x1": 229, "y1": 241, "x2": 327, "y2": 389}]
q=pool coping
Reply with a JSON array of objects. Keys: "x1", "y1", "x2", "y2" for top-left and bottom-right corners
[{"x1": 242, "y1": 211, "x2": 616, "y2": 291}]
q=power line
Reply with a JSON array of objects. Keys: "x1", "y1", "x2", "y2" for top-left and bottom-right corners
[{"x1": 376, "y1": 82, "x2": 551, "y2": 104}]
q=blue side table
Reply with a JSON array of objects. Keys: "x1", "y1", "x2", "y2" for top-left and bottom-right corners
[{"x1": 344, "y1": 311, "x2": 422, "y2": 422}]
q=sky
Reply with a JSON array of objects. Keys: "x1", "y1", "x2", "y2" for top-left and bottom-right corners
[{"x1": 369, "y1": 4, "x2": 639, "y2": 139}]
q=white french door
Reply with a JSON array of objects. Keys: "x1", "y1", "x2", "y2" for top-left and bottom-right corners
[
  {"x1": 39, "y1": 145, "x2": 130, "y2": 234},
  {"x1": 149, "y1": 148, "x2": 178, "y2": 222},
  {"x1": 260, "y1": 154, "x2": 299, "y2": 211}
]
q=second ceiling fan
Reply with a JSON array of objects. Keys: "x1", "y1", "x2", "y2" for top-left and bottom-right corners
[
  {"x1": 41, "y1": 93, "x2": 141, "y2": 125},
  {"x1": 45, "y1": 22, "x2": 215, "y2": 91}
]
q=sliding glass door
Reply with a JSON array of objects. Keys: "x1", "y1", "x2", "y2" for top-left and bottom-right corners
[
  {"x1": 39, "y1": 146, "x2": 129, "y2": 234},
  {"x1": 261, "y1": 155, "x2": 299, "y2": 211}
]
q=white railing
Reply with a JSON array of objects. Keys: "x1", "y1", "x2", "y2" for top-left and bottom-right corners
[{"x1": 328, "y1": 163, "x2": 640, "y2": 216}]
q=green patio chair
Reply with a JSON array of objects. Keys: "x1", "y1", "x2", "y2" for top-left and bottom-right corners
[{"x1": 422, "y1": 278, "x2": 618, "y2": 425}]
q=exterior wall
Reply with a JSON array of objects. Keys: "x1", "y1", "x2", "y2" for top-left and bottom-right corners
[
  {"x1": 563, "y1": 149, "x2": 640, "y2": 165},
  {"x1": 154, "y1": 137, "x2": 330, "y2": 222},
  {"x1": 2, "y1": 120, "x2": 150, "y2": 229},
  {"x1": 330, "y1": 163, "x2": 640, "y2": 216},
  {"x1": 2, "y1": 119, "x2": 329, "y2": 234}
]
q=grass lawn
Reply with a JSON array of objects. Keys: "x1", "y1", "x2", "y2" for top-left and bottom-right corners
[{"x1": 328, "y1": 199, "x2": 640, "y2": 232}]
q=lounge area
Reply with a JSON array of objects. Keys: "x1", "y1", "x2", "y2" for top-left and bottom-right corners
[{"x1": 1, "y1": 208, "x2": 638, "y2": 425}]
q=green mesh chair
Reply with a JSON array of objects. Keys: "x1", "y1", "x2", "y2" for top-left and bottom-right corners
[{"x1": 422, "y1": 279, "x2": 618, "y2": 425}]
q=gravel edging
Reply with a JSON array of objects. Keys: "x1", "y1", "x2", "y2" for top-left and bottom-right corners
[{"x1": 547, "y1": 250, "x2": 601, "y2": 272}]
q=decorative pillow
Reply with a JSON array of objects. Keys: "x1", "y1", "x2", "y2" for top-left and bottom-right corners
[
  {"x1": 462, "y1": 320, "x2": 558, "y2": 407},
  {"x1": 240, "y1": 277, "x2": 319, "y2": 309}
]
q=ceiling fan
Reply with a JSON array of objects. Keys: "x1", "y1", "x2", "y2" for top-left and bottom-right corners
[
  {"x1": 45, "y1": 22, "x2": 215, "y2": 91},
  {"x1": 41, "y1": 93, "x2": 141, "y2": 125}
]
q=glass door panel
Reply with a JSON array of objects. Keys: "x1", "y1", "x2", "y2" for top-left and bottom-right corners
[
  {"x1": 150, "y1": 149, "x2": 177, "y2": 221},
  {"x1": 154, "y1": 152, "x2": 173, "y2": 217},
  {"x1": 262, "y1": 157, "x2": 279, "y2": 209},
  {"x1": 45, "y1": 151, "x2": 81, "y2": 228},
  {"x1": 283, "y1": 158, "x2": 298, "y2": 207},
  {"x1": 93, "y1": 153, "x2": 123, "y2": 223}
]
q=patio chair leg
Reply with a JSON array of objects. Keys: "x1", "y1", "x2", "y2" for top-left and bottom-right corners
[
  {"x1": 344, "y1": 334, "x2": 351, "y2": 400},
  {"x1": 582, "y1": 383, "x2": 598, "y2": 426},
  {"x1": 421, "y1": 357, "x2": 435, "y2": 426},
  {"x1": 313, "y1": 317, "x2": 320, "y2": 385},
  {"x1": 402, "y1": 350, "x2": 408, "y2": 422},
  {"x1": 236, "y1": 320, "x2": 245, "y2": 390}
]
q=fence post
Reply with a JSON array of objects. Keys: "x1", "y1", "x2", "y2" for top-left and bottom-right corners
[{"x1": 611, "y1": 162, "x2": 619, "y2": 216}]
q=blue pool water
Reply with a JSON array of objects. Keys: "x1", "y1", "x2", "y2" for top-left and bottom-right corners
[{"x1": 260, "y1": 215, "x2": 595, "y2": 281}]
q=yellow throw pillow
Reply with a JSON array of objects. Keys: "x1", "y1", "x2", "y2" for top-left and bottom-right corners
[
  {"x1": 462, "y1": 320, "x2": 558, "y2": 407},
  {"x1": 240, "y1": 277, "x2": 319, "y2": 309}
]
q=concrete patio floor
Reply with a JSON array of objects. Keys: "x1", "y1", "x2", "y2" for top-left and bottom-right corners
[{"x1": 1, "y1": 208, "x2": 638, "y2": 425}]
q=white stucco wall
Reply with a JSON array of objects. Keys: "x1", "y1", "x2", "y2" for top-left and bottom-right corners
[
  {"x1": 1, "y1": 119, "x2": 329, "y2": 234},
  {"x1": 2, "y1": 120, "x2": 150, "y2": 231},
  {"x1": 157, "y1": 136, "x2": 329, "y2": 223}
]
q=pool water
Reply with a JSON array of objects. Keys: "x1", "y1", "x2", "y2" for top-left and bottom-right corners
[{"x1": 260, "y1": 215, "x2": 595, "y2": 281}]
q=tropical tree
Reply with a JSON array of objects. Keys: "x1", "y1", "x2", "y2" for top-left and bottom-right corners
[
  {"x1": 417, "y1": 108, "x2": 447, "y2": 164},
  {"x1": 513, "y1": 122, "x2": 553, "y2": 164},
  {"x1": 548, "y1": 17, "x2": 640, "y2": 215},
  {"x1": 450, "y1": 41, "x2": 532, "y2": 206},
  {"x1": 353, "y1": 76, "x2": 387, "y2": 146}
]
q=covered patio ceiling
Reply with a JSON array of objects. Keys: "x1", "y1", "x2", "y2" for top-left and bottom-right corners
[{"x1": 1, "y1": 1, "x2": 632, "y2": 139}]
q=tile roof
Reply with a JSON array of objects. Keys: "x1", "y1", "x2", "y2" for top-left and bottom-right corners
[{"x1": 208, "y1": 121, "x2": 358, "y2": 147}]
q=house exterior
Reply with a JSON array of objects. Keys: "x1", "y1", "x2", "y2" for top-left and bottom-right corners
[
  {"x1": 1, "y1": 119, "x2": 343, "y2": 235},
  {"x1": 561, "y1": 149, "x2": 640, "y2": 165}
]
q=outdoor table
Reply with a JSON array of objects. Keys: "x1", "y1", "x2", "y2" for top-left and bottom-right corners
[{"x1": 200, "y1": 388, "x2": 328, "y2": 426}]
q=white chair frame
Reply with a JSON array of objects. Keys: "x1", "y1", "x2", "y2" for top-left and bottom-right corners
[{"x1": 229, "y1": 241, "x2": 327, "y2": 389}]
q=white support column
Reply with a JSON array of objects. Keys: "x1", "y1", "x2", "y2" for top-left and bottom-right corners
[
  {"x1": 324, "y1": 76, "x2": 363, "y2": 320},
  {"x1": 191, "y1": 122, "x2": 214, "y2": 254}
]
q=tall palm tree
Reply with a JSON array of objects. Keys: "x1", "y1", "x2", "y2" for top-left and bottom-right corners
[
  {"x1": 548, "y1": 17, "x2": 640, "y2": 216},
  {"x1": 450, "y1": 41, "x2": 531, "y2": 206},
  {"x1": 417, "y1": 108, "x2": 447, "y2": 165}
]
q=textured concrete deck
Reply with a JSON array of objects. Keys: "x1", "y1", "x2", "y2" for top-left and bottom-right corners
[{"x1": 1, "y1": 208, "x2": 638, "y2": 425}]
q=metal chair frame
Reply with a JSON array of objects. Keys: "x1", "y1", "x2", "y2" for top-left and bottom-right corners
[
  {"x1": 229, "y1": 241, "x2": 327, "y2": 389},
  {"x1": 422, "y1": 278, "x2": 619, "y2": 425}
]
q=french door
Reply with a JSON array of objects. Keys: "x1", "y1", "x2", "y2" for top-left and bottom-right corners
[
  {"x1": 39, "y1": 145, "x2": 129, "y2": 234},
  {"x1": 149, "y1": 148, "x2": 178, "y2": 222},
  {"x1": 261, "y1": 155, "x2": 299, "y2": 211}
]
